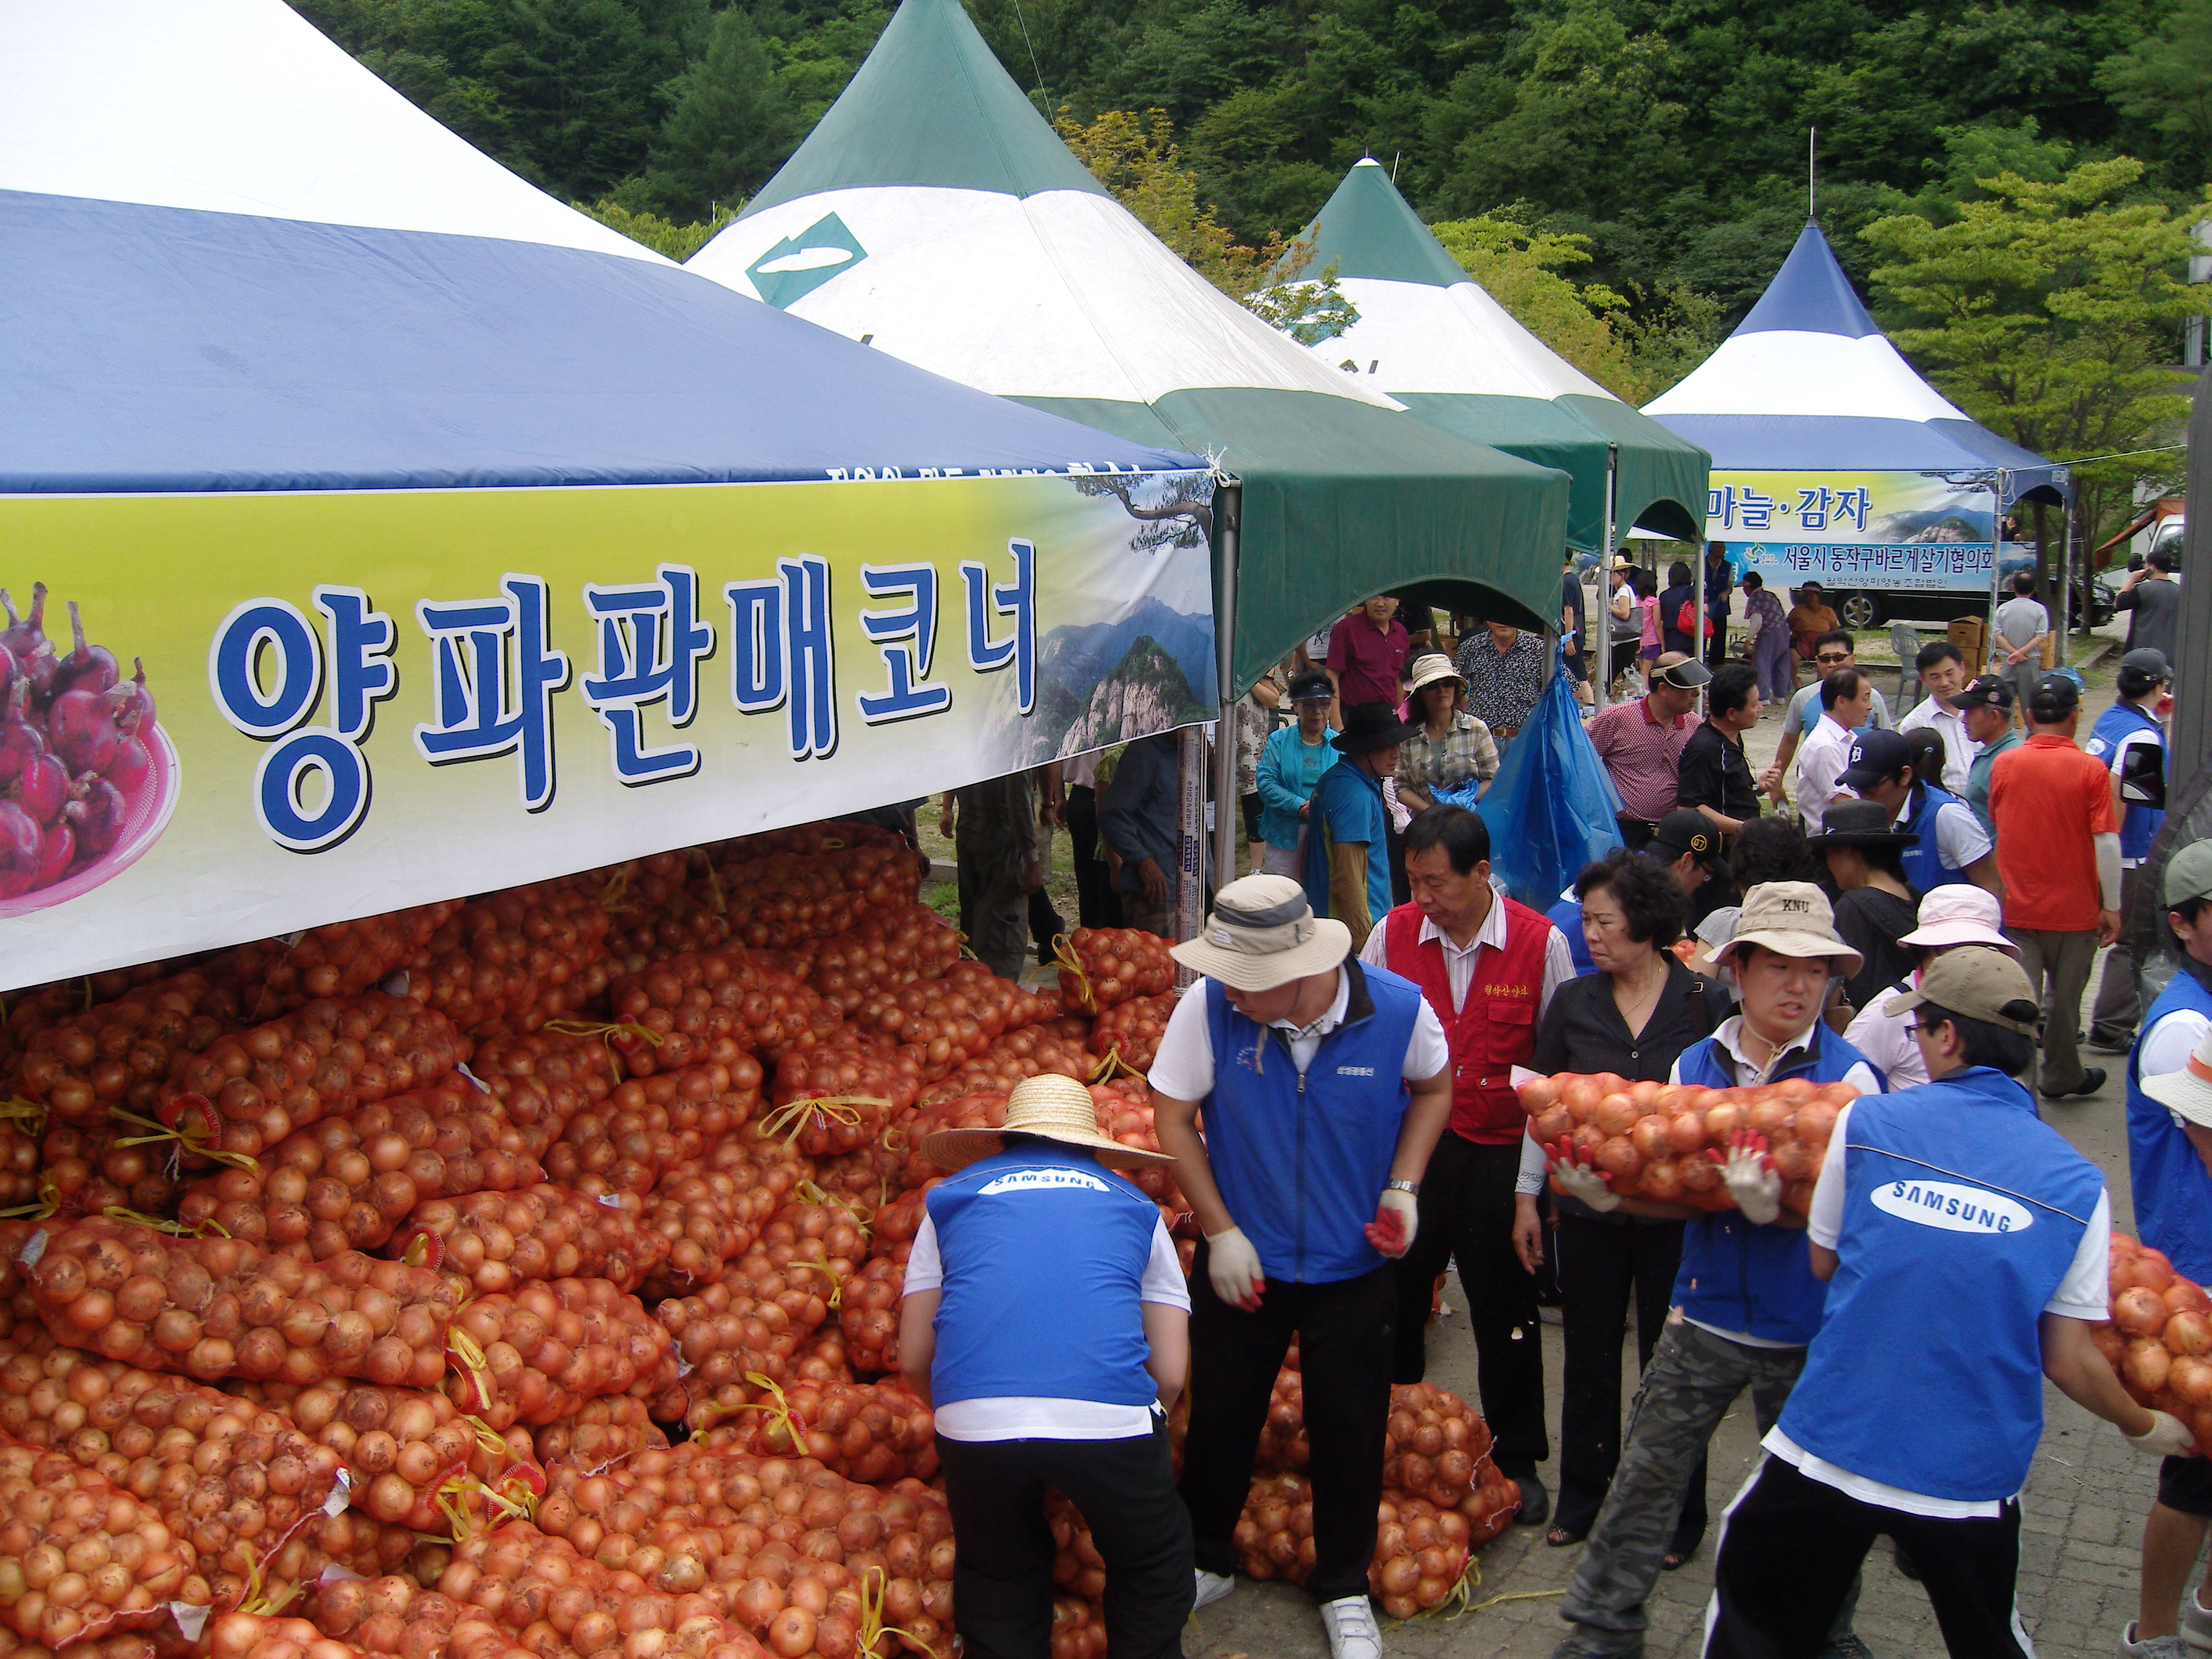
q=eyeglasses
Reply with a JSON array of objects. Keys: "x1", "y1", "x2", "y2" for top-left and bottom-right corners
[{"x1": 1817, "y1": 653, "x2": 1852, "y2": 666}]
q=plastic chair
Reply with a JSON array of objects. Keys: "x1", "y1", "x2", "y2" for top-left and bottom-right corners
[{"x1": 1890, "y1": 622, "x2": 1923, "y2": 711}]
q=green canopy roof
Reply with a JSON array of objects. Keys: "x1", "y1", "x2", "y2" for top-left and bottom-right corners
[{"x1": 1287, "y1": 160, "x2": 1708, "y2": 553}]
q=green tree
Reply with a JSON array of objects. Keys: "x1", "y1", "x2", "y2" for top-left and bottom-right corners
[
  {"x1": 643, "y1": 8, "x2": 799, "y2": 218},
  {"x1": 1862, "y1": 157, "x2": 2207, "y2": 553},
  {"x1": 575, "y1": 197, "x2": 735, "y2": 259},
  {"x1": 2098, "y1": 0, "x2": 2212, "y2": 191}
]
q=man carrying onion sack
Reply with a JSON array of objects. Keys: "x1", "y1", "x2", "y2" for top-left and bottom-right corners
[
  {"x1": 1150, "y1": 874, "x2": 1453, "y2": 1659},
  {"x1": 898, "y1": 1073, "x2": 1196, "y2": 1659},
  {"x1": 1704, "y1": 948, "x2": 2191, "y2": 1658},
  {"x1": 1542, "y1": 882, "x2": 1883, "y2": 1659},
  {"x1": 1359, "y1": 806, "x2": 1573, "y2": 1525}
]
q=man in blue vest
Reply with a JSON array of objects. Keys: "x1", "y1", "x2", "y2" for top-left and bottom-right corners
[
  {"x1": 2121, "y1": 841, "x2": 2212, "y2": 1657},
  {"x1": 2088, "y1": 648, "x2": 2172, "y2": 1052},
  {"x1": 1545, "y1": 882, "x2": 1883, "y2": 1658},
  {"x1": 899, "y1": 1073, "x2": 1195, "y2": 1659},
  {"x1": 1835, "y1": 727, "x2": 2001, "y2": 898},
  {"x1": 1703, "y1": 947, "x2": 2192, "y2": 1658},
  {"x1": 1151, "y1": 874, "x2": 1453, "y2": 1659}
]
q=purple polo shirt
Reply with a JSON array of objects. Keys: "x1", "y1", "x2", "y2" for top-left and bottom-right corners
[
  {"x1": 1327, "y1": 617, "x2": 1411, "y2": 708},
  {"x1": 1586, "y1": 695, "x2": 1700, "y2": 823}
]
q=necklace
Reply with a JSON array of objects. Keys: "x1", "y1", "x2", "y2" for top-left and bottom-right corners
[{"x1": 1614, "y1": 957, "x2": 1670, "y2": 1030}]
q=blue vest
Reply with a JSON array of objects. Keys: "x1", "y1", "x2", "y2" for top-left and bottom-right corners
[
  {"x1": 2127, "y1": 970, "x2": 2212, "y2": 1282},
  {"x1": 1302, "y1": 759, "x2": 1391, "y2": 926},
  {"x1": 1548, "y1": 895, "x2": 1597, "y2": 977},
  {"x1": 1202, "y1": 962, "x2": 1422, "y2": 1284},
  {"x1": 2089, "y1": 701, "x2": 2166, "y2": 860},
  {"x1": 1673, "y1": 1027, "x2": 1879, "y2": 1344},
  {"x1": 1778, "y1": 1070, "x2": 2105, "y2": 1501},
  {"x1": 1896, "y1": 782, "x2": 1973, "y2": 894},
  {"x1": 925, "y1": 1144, "x2": 1162, "y2": 1413}
]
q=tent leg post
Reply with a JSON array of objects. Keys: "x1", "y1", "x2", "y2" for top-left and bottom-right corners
[
  {"x1": 1177, "y1": 724, "x2": 1207, "y2": 948},
  {"x1": 1209, "y1": 482, "x2": 1243, "y2": 895},
  {"x1": 2058, "y1": 496, "x2": 2074, "y2": 667}
]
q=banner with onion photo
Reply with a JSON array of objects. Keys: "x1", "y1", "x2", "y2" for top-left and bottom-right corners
[{"x1": 0, "y1": 469, "x2": 1216, "y2": 987}]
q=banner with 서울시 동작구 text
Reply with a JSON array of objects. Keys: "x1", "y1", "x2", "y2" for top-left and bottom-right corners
[{"x1": 0, "y1": 469, "x2": 1216, "y2": 989}]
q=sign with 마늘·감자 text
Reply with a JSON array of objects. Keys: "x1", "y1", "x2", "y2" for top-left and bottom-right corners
[
  {"x1": 0, "y1": 468, "x2": 1216, "y2": 988},
  {"x1": 1703, "y1": 468, "x2": 2005, "y2": 596}
]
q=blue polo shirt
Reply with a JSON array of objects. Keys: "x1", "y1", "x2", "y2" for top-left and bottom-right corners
[{"x1": 1302, "y1": 754, "x2": 1392, "y2": 925}]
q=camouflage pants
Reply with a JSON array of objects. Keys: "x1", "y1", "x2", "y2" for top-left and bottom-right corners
[{"x1": 1552, "y1": 1315, "x2": 1860, "y2": 1657}]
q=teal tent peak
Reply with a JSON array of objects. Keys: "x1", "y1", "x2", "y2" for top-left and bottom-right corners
[
  {"x1": 1282, "y1": 156, "x2": 1467, "y2": 290},
  {"x1": 741, "y1": 0, "x2": 1107, "y2": 215}
]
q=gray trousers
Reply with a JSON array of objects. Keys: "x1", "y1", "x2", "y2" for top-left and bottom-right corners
[
  {"x1": 958, "y1": 859, "x2": 1030, "y2": 982},
  {"x1": 2088, "y1": 866, "x2": 2146, "y2": 1046},
  {"x1": 1554, "y1": 1317, "x2": 1858, "y2": 1657},
  {"x1": 2011, "y1": 925, "x2": 2099, "y2": 1093}
]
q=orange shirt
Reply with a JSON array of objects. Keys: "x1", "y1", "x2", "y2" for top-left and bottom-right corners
[{"x1": 1987, "y1": 733, "x2": 2119, "y2": 931}]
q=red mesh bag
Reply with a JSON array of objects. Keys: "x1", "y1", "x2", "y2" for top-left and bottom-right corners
[
  {"x1": 205, "y1": 1609, "x2": 378, "y2": 1659},
  {"x1": 699, "y1": 1376, "x2": 936, "y2": 1485},
  {"x1": 804, "y1": 909, "x2": 960, "y2": 1016},
  {"x1": 393, "y1": 881, "x2": 611, "y2": 1037},
  {"x1": 898, "y1": 1092, "x2": 1007, "y2": 1190},
  {"x1": 606, "y1": 952, "x2": 840, "y2": 1075},
  {"x1": 15, "y1": 971, "x2": 249, "y2": 1128},
  {"x1": 1087, "y1": 992, "x2": 1175, "y2": 1077},
  {"x1": 637, "y1": 1140, "x2": 798, "y2": 1301},
  {"x1": 25, "y1": 1219, "x2": 456, "y2": 1389},
  {"x1": 530, "y1": 1395, "x2": 668, "y2": 1474},
  {"x1": 912, "y1": 1026, "x2": 1091, "y2": 1110},
  {"x1": 1052, "y1": 928, "x2": 1173, "y2": 1016},
  {"x1": 390, "y1": 1186, "x2": 669, "y2": 1299},
  {"x1": 217, "y1": 904, "x2": 461, "y2": 1021},
  {"x1": 837, "y1": 1258, "x2": 905, "y2": 1379},
  {"x1": 760, "y1": 1041, "x2": 904, "y2": 1159},
  {"x1": 35, "y1": 1120, "x2": 179, "y2": 1223},
  {"x1": 462, "y1": 1029, "x2": 615, "y2": 1145},
  {"x1": 445, "y1": 1277, "x2": 679, "y2": 1432},
  {"x1": 848, "y1": 973, "x2": 1006, "y2": 1084},
  {"x1": 2103, "y1": 1232, "x2": 2212, "y2": 1454},
  {"x1": 300, "y1": 1570, "x2": 545, "y2": 1659}
]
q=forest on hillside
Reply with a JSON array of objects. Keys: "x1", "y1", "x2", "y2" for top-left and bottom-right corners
[{"x1": 292, "y1": 0, "x2": 2211, "y2": 539}]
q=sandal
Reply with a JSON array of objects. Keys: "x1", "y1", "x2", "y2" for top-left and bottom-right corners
[
  {"x1": 1661, "y1": 1548, "x2": 1692, "y2": 1572},
  {"x1": 1543, "y1": 1526, "x2": 1585, "y2": 1548}
]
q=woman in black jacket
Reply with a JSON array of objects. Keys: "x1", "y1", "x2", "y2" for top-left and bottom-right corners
[{"x1": 1513, "y1": 850, "x2": 1726, "y2": 1558}]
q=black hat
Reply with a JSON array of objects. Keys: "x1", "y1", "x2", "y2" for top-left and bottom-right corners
[
  {"x1": 1332, "y1": 701, "x2": 1423, "y2": 754},
  {"x1": 1807, "y1": 799, "x2": 1920, "y2": 851},
  {"x1": 1837, "y1": 729, "x2": 1912, "y2": 789},
  {"x1": 1648, "y1": 808, "x2": 1720, "y2": 864},
  {"x1": 1955, "y1": 675, "x2": 2015, "y2": 712},
  {"x1": 2118, "y1": 648, "x2": 2172, "y2": 698},
  {"x1": 2027, "y1": 672, "x2": 2080, "y2": 722},
  {"x1": 1287, "y1": 669, "x2": 1334, "y2": 702}
]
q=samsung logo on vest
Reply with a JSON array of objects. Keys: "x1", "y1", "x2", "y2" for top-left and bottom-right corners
[
  {"x1": 977, "y1": 1169, "x2": 1112, "y2": 1196},
  {"x1": 1871, "y1": 1179, "x2": 2032, "y2": 1235},
  {"x1": 1337, "y1": 1065, "x2": 1375, "y2": 1077}
]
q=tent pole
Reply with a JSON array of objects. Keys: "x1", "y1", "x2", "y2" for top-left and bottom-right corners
[
  {"x1": 2058, "y1": 494, "x2": 2074, "y2": 667},
  {"x1": 1209, "y1": 482, "x2": 1243, "y2": 893},
  {"x1": 1693, "y1": 533, "x2": 1707, "y2": 687},
  {"x1": 1986, "y1": 471, "x2": 2006, "y2": 681},
  {"x1": 1177, "y1": 724, "x2": 1206, "y2": 950},
  {"x1": 1594, "y1": 447, "x2": 1618, "y2": 707}
]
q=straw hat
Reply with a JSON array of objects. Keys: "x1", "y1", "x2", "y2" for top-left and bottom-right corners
[
  {"x1": 1168, "y1": 874, "x2": 1352, "y2": 992},
  {"x1": 2145, "y1": 1026, "x2": 2212, "y2": 1129},
  {"x1": 1897, "y1": 885, "x2": 2018, "y2": 956},
  {"x1": 1711, "y1": 881, "x2": 1863, "y2": 976},
  {"x1": 922, "y1": 1073, "x2": 1175, "y2": 1172},
  {"x1": 1882, "y1": 946, "x2": 2038, "y2": 1036}
]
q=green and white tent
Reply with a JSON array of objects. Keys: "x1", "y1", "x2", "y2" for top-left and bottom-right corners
[
  {"x1": 686, "y1": 0, "x2": 1571, "y2": 693},
  {"x1": 1284, "y1": 159, "x2": 1709, "y2": 557}
]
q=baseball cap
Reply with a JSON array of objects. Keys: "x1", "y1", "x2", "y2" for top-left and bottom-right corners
[
  {"x1": 1884, "y1": 946, "x2": 2039, "y2": 1035},
  {"x1": 1648, "y1": 808, "x2": 1720, "y2": 863},
  {"x1": 1837, "y1": 728, "x2": 1912, "y2": 789},
  {"x1": 1655, "y1": 658, "x2": 1713, "y2": 690},
  {"x1": 2121, "y1": 647, "x2": 2172, "y2": 681},
  {"x1": 2027, "y1": 672, "x2": 2080, "y2": 722},
  {"x1": 2166, "y1": 842, "x2": 2212, "y2": 909},
  {"x1": 1954, "y1": 676, "x2": 2015, "y2": 712},
  {"x1": 1287, "y1": 669, "x2": 1333, "y2": 702}
]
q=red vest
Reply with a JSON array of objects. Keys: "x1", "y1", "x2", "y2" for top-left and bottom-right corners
[{"x1": 1383, "y1": 898, "x2": 1550, "y2": 1144}]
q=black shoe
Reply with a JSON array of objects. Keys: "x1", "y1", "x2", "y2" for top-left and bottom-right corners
[
  {"x1": 2041, "y1": 1067, "x2": 2107, "y2": 1100},
  {"x1": 2085, "y1": 1033, "x2": 2135, "y2": 1055},
  {"x1": 1512, "y1": 1473, "x2": 1551, "y2": 1527}
]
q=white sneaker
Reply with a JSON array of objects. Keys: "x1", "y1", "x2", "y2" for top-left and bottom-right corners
[
  {"x1": 1193, "y1": 1568, "x2": 1235, "y2": 1610},
  {"x1": 2121, "y1": 1621, "x2": 2193, "y2": 1658},
  {"x1": 1322, "y1": 1594, "x2": 1383, "y2": 1659},
  {"x1": 2184, "y1": 1593, "x2": 2212, "y2": 1652}
]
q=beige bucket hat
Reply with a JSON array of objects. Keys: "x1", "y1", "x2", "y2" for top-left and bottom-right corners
[
  {"x1": 1168, "y1": 873, "x2": 1352, "y2": 992},
  {"x1": 923, "y1": 1073, "x2": 1175, "y2": 1172},
  {"x1": 1712, "y1": 880, "x2": 1864, "y2": 977}
]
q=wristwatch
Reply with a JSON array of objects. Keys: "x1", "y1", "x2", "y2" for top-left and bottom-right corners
[{"x1": 1385, "y1": 1178, "x2": 1420, "y2": 1197}]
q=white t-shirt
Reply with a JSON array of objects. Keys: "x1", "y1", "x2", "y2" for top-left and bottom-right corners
[
  {"x1": 1148, "y1": 964, "x2": 1451, "y2": 1101},
  {"x1": 1913, "y1": 792, "x2": 1994, "y2": 873},
  {"x1": 1840, "y1": 975, "x2": 1929, "y2": 1090},
  {"x1": 2144, "y1": 1001, "x2": 2212, "y2": 1130},
  {"x1": 1897, "y1": 699, "x2": 1976, "y2": 794},
  {"x1": 1794, "y1": 716, "x2": 1858, "y2": 834},
  {"x1": 1771, "y1": 1099, "x2": 2112, "y2": 1515},
  {"x1": 903, "y1": 1211, "x2": 1191, "y2": 1441},
  {"x1": 1783, "y1": 680, "x2": 1890, "y2": 738}
]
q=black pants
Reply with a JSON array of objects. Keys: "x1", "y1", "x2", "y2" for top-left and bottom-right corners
[
  {"x1": 1709, "y1": 1455, "x2": 2026, "y2": 1658},
  {"x1": 1181, "y1": 1248, "x2": 1394, "y2": 1602},
  {"x1": 937, "y1": 1422, "x2": 1192, "y2": 1659},
  {"x1": 1553, "y1": 1213, "x2": 1707, "y2": 1546},
  {"x1": 1391, "y1": 1132, "x2": 1549, "y2": 1474},
  {"x1": 1066, "y1": 786, "x2": 1123, "y2": 930},
  {"x1": 1616, "y1": 817, "x2": 1656, "y2": 853}
]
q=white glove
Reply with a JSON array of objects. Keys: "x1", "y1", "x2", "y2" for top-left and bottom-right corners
[
  {"x1": 1550, "y1": 1158, "x2": 1619, "y2": 1213},
  {"x1": 1367, "y1": 1189, "x2": 1418, "y2": 1257},
  {"x1": 1717, "y1": 1140, "x2": 1782, "y2": 1225},
  {"x1": 1206, "y1": 1226, "x2": 1266, "y2": 1311},
  {"x1": 2127, "y1": 1410, "x2": 2198, "y2": 1459}
]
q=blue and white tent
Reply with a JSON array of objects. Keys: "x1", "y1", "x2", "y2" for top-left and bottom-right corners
[
  {"x1": 0, "y1": 0, "x2": 1198, "y2": 491},
  {"x1": 1644, "y1": 224, "x2": 2067, "y2": 507}
]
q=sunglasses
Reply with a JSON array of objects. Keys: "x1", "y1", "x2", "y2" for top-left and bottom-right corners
[{"x1": 1816, "y1": 653, "x2": 1853, "y2": 666}]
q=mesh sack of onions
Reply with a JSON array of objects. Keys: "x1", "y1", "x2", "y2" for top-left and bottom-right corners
[
  {"x1": 35, "y1": 1120, "x2": 179, "y2": 1224},
  {"x1": 697, "y1": 1377, "x2": 936, "y2": 1485},
  {"x1": 392, "y1": 882, "x2": 611, "y2": 1036},
  {"x1": 719, "y1": 838, "x2": 921, "y2": 952},
  {"x1": 543, "y1": 1101, "x2": 683, "y2": 1203},
  {"x1": 803, "y1": 910, "x2": 961, "y2": 1018},
  {"x1": 150, "y1": 995, "x2": 468, "y2": 1166},
  {"x1": 750, "y1": 1203, "x2": 868, "y2": 1332},
  {"x1": 597, "y1": 849, "x2": 734, "y2": 975},
  {"x1": 0, "y1": 961, "x2": 177, "y2": 1087},
  {"x1": 1086, "y1": 993, "x2": 1175, "y2": 1078},
  {"x1": 837, "y1": 1259, "x2": 905, "y2": 1380},
  {"x1": 531, "y1": 1395, "x2": 668, "y2": 1474},
  {"x1": 0, "y1": 1332, "x2": 345, "y2": 1597},
  {"x1": 791, "y1": 1328, "x2": 853, "y2": 1388},
  {"x1": 389, "y1": 1186, "x2": 670, "y2": 1299},
  {"x1": 205, "y1": 1609, "x2": 373, "y2": 1659},
  {"x1": 653, "y1": 1278, "x2": 819, "y2": 1431},
  {"x1": 0, "y1": 1435, "x2": 210, "y2": 1651},
  {"x1": 261, "y1": 1507, "x2": 416, "y2": 1593},
  {"x1": 911, "y1": 1027, "x2": 1091, "y2": 1112},
  {"x1": 846, "y1": 977, "x2": 1008, "y2": 1086},
  {"x1": 300, "y1": 1569, "x2": 548, "y2": 1659},
  {"x1": 862, "y1": 1185, "x2": 935, "y2": 1268},
  {"x1": 463, "y1": 1030, "x2": 615, "y2": 1146},
  {"x1": 1083, "y1": 1083, "x2": 1183, "y2": 1209},
  {"x1": 2100, "y1": 1233, "x2": 2212, "y2": 1453},
  {"x1": 1367, "y1": 1490, "x2": 1472, "y2": 1617},
  {"x1": 1042, "y1": 1496, "x2": 1106, "y2": 1659},
  {"x1": 808, "y1": 1142, "x2": 907, "y2": 1220},
  {"x1": 0, "y1": 1115, "x2": 39, "y2": 1212},
  {"x1": 761, "y1": 1045, "x2": 905, "y2": 1160},
  {"x1": 637, "y1": 1143, "x2": 797, "y2": 1301},
  {"x1": 896, "y1": 1093, "x2": 1006, "y2": 1191},
  {"x1": 1521, "y1": 1073, "x2": 1851, "y2": 1219},
  {"x1": 16, "y1": 971, "x2": 249, "y2": 1129},
  {"x1": 444, "y1": 1277, "x2": 679, "y2": 1432},
  {"x1": 175, "y1": 1079, "x2": 545, "y2": 1258},
  {"x1": 1052, "y1": 929, "x2": 1173, "y2": 1017},
  {"x1": 219, "y1": 904, "x2": 461, "y2": 1022},
  {"x1": 605, "y1": 954, "x2": 839, "y2": 1077},
  {"x1": 25, "y1": 1219, "x2": 457, "y2": 1389}
]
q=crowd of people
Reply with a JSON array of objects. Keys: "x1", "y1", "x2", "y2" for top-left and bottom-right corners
[{"x1": 903, "y1": 563, "x2": 2200, "y2": 1659}]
